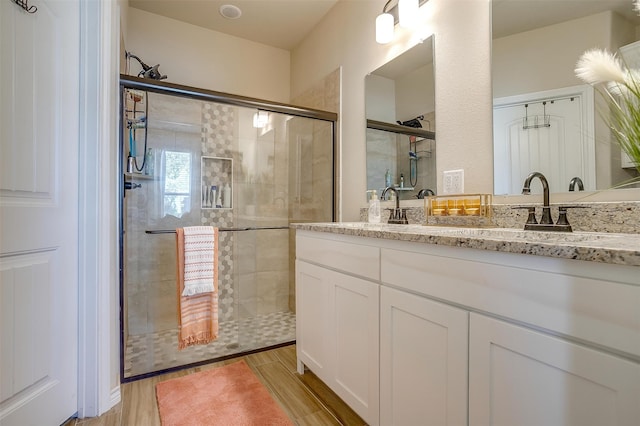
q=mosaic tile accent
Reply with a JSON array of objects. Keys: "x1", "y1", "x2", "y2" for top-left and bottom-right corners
[
  {"x1": 202, "y1": 103, "x2": 234, "y2": 157},
  {"x1": 201, "y1": 103, "x2": 237, "y2": 321},
  {"x1": 124, "y1": 311, "x2": 296, "y2": 378}
]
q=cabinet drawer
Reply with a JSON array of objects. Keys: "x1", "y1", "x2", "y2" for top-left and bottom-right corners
[
  {"x1": 380, "y1": 244, "x2": 640, "y2": 358},
  {"x1": 296, "y1": 232, "x2": 380, "y2": 280}
]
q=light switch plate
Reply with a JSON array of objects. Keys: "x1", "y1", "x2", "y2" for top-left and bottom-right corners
[{"x1": 443, "y1": 169, "x2": 464, "y2": 194}]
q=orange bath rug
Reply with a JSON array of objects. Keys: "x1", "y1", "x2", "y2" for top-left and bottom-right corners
[{"x1": 156, "y1": 360, "x2": 294, "y2": 426}]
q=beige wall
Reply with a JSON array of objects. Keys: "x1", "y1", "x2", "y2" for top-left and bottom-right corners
[
  {"x1": 126, "y1": 8, "x2": 291, "y2": 103},
  {"x1": 291, "y1": 0, "x2": 493, "y2": 220},
  {"x1": 493, "y1": 11, "x2": 635, "y2": 99}
]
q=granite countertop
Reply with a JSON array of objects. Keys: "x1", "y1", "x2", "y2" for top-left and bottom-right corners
[{"x1": 291, "y1": 222, "x2": 640, "y2": 267}]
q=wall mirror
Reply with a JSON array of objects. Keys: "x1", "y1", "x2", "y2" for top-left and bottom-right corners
[
  {"x1": 365, "y1": 36, "x2": 436, "y2": 200},
  {"x1": 492, "y1": 0, "x2": 640, "y2": 196}
]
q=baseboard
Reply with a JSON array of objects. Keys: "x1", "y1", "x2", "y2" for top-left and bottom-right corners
[{"x1": 108, "y1": 385, "x2": 121, "y2": 410}]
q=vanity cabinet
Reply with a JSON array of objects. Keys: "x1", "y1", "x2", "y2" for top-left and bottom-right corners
[
  {"x1": 380, "y1": 286, "x2": 468, "y2": 426},
  {"x1": 469, "y1": 313, "x2": 640, "y2": 426},
  {"x1": 296, "y1": 234, "x2": 380, "y2": 425},
  {"x1": 295, "y1": 229, "x2": 640, "y2": 426}
]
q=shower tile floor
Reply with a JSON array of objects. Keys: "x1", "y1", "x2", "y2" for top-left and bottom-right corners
[{"x1": 124, "y1": 311, "x2": 296, "y2": 378}]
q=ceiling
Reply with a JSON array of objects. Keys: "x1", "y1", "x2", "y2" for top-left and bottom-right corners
[
  {"x1": 128, "y1": 0, "x2": 340, "y2": 51},
  {"x1": 128, "y1": 0, "x2": 640, "y2": 51}
]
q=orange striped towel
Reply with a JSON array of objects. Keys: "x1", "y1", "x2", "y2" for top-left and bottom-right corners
[{"x1": 176, "y1": 227, "x2": 219, "y2": 350}]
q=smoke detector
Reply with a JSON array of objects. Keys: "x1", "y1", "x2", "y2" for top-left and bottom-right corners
[{"x1": 219, "y1": 4, "x2": 242, "y2": 19}]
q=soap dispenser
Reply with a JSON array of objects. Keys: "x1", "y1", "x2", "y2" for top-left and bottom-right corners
[{"x1": 368, "y1": 190, "x2": 381, "y2": 223}]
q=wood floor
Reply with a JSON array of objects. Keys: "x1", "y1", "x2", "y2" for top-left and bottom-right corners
[{"x1": 65, "y1": 344, "x2": 366, "y2": 426}]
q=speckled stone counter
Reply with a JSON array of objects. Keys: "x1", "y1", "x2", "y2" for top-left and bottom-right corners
[{"x1": 292, "y1": 222, "x2": 640, "y2": 267}]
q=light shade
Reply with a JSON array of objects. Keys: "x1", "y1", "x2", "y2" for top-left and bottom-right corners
[
  {"x1": 398, "y1": 0, "x2": 419, "y2": 28},
  {"x1": 253, "y1": 111, "x2": 268, "y2": 128},
  {"x1": 376, "y1": 12, "x2": 394, "y2": 44}
]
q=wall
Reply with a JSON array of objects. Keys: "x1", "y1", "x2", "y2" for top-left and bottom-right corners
[
  {"x1": 493, "y1": 11, "x2": 635, "y2": 98},
  {"x1": 126, "y1": 8, "x2": 291, "y2": 103},
  {"x1": 366, "y1": 74, "x2": 397, "y2": 123},
  {"x1": 291, "y1": 0, "x2": 493, "y2": 221},
  {"x1": 396, "y1": 63, "x2": 436, "y2": 123}
]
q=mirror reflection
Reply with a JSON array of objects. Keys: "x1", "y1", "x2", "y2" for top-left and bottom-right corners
[
  {"x1": 492, "y1": 0, "x2": 640, "y2": 195},
  {"x1": 365, "y1": 37, "x2": 436, "y2": 200}
]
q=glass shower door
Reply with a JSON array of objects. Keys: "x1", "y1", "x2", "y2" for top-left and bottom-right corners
[{"x1": 121, "y1": 83, "x2": 334, "y2": 380}]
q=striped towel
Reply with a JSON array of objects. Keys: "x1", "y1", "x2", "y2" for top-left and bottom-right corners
[
  {"x1": 176, "y1": 227, "x2": 219, "y2": 349},
  {"x1": 182, "y1": 226, "x2": 217, "y2": 296}
]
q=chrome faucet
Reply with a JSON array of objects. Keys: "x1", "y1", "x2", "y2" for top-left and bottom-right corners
[
  {"x1": 522, "y1": 171, "x2": 553, "y2": 225},
  {"x1": 568, "y1": 176, "x2": 584, "y2": 191},
  {"x1": 416, "y1": 188, "x2": 435, "y2": 199},
  {"x1": 381, "y1": 186, "x2": 408, "y2": 224}
]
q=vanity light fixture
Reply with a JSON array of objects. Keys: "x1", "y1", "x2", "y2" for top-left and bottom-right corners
[
  {"x1": 398, "y1": 0, "x2": 419, "y2": 28},
  {"x1": 376, "y1": 0, "x2": 421, "y2": 44},
  {"x1": 376, "y1": 1, "x2": 394, "y2": 44}
]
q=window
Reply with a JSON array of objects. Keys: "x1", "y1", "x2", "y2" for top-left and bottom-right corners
[{"x1": 163, "y1": 151, "x2": 191, "y2": 218}]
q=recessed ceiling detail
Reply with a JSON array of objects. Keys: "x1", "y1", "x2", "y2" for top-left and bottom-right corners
[{"x1": 219, "y1": 4, "x2": 242, "y2": 20}]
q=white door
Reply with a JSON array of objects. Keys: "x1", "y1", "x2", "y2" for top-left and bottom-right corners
[
  {"x1": 493, "y1": 92, "x2": 593, "y2": 194},
  {"x1": 1, "y1": 1, "x2": 79, "y2": 425}
]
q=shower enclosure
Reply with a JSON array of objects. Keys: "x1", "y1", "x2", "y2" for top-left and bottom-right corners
[{"x1": 119, "y1": 76, "x2": 336, "y2": 380}]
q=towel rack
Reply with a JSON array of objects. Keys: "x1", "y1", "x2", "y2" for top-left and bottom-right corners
[
  {"x1": 522, "y1": 101, "x2": 552, "y2": 130},
  {"x1": 145, "y1": 226, "x2": 289, "y2": 234}
]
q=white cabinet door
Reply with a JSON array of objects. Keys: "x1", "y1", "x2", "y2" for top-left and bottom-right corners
[
  {"x1": 330, "y1": 269, "x2": 380, "y2": 425},
  {"x1": 380, "y1": 286, "x2": 469, "y2": 426},
  {"x1": 296, "y1": 261, "x2": 332, "y2": 380},
  {"x1": 469, "y1": 313, "x2": 640, "y2": 426},
  {"x1": 296, "y1": 260, "x2": 380, "y2": 425}
]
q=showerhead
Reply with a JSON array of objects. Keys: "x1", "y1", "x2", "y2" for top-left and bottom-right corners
[
  {"x1": 140, "y1": 64, "x2": 167, "y2": 80},
  {"x1": 126, "y1": 51, "x2": 167, "y2": 80}
]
